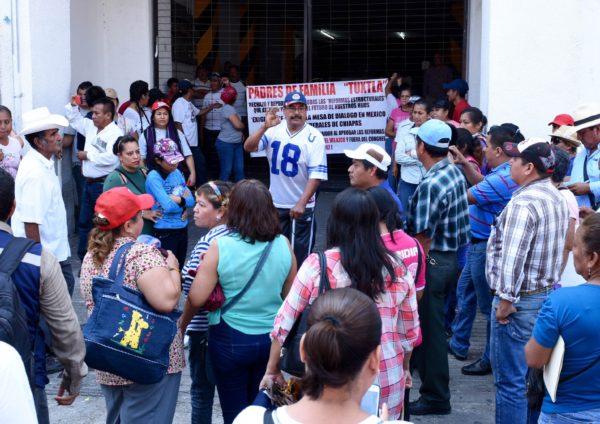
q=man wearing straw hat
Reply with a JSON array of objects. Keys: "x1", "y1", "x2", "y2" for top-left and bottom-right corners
[
  {"x1": 12, "y1": 107, "x2": 76, "y2": 296},
  {"x1": 567, "y1": 104, "x2": 600, "y2": 208}
]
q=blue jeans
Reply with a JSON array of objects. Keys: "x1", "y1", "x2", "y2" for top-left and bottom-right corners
[
  {"x1": 190, "y1": 145, "x2": 207, "y2": 187},
  {"x1": 215, "y1": 140, "x2": 244, "y2": 182},
  {"x1": 491, "y1": 293, "x2": 547, "y2": 424},
  {"x1": 398, "y1": 181, "x2": 418, "y2": 213},
  {"x1": 208, "y1": 320, "x2": 271, "y2": 424},
  {"x1": 450, "y1": 242, "x2": 492, "y2": 365},
  {"x1": 539, "y1": 408, "x2": 600, "y2": 423},
  {"x1": 77, "y1": 181, "x2": 103, "y2": 260},
  {"x1": 188, "y1": 331, "x2": 215, "y2": 424}
]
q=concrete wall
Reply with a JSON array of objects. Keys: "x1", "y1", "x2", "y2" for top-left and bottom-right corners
[
  {"x1": 469, "y1": 0, "x2": 600, "y2": 138},
  {"x1": 70, "y1": 0, "x2": 154, "y2": 103}
]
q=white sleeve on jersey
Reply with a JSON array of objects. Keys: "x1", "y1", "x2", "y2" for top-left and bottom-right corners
[{"x1": 305, "y1": 129, "x2": 328, "y2": 181}]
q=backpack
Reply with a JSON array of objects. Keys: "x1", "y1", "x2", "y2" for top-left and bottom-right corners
[{"x1": 0, "y1": 237, "x2": 37, "y2": 388}]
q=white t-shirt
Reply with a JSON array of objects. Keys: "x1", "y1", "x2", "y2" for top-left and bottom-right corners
[
  {"x1": 172, "y1": 97, "x2": 200, "y2": 147},
  {"x1": 233, "y1": 405, "x2": 408, "y2": 424},
  {"x1": 386, "y1": 93, "x2": 400, "y2": 118},
  {"x1": 122, "y1": 106, "x2": 151, "y2": 134},
  {"x1": 203, "y1": 90, "x2": 224, "y2": 131},
  {"x1": 138, "y1": 127, "x2": 192, "y2": 159},
  {"x1": 258, "y1": 121, "x2": 328, "y2": 209},
  {"x1": 230, "y1": 80, "x2": 248, "y2": 117},
  {"x1": 0, "y1": 342, "x2": 37, "y2": 424}
]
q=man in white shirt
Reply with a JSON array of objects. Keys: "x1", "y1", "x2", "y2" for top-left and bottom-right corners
[
  {"x1": 65, "y1": 97, "x2": 123, "y2": 260},
  {"x1": 245, "y1": 91, "x2": 328, "y2": 265},
  {"x1": 12, "y1": 107, "x2": 76, "y2": 294}
]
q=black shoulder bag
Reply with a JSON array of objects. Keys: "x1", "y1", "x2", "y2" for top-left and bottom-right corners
[{"x1": 279, "y1": 251, "x2": 331, "y2": 378}]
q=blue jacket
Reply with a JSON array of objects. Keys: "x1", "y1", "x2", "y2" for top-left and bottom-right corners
[{"x1": 145, "y1": 169, "x2": 195, "y2": 229}]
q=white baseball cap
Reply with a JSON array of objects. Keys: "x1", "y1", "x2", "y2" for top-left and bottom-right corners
[{"x1": 344, "y1": 143, "x2": 391, "y2": 171}]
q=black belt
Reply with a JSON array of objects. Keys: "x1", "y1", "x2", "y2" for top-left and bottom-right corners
[
  {"x1": 471, "y1": 237, "x2": 488, "y2": 244},
  {"x1": 85, "y1": 176, "x2": 106, "y2": 184}
]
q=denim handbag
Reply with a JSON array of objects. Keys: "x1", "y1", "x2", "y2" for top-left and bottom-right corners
[{"x1": 83, "y1": 242, "x2": 181, "y2": 385}]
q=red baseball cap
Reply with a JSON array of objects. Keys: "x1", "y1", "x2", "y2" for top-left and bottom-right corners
[
  {"x1": 548, "y1": 114, "x2": 574, "y2": 127},
  {"x1": 95, "y1": 187, "x2": 155, "y2": 230},
  {"x1": 151, "y1": 101, "x2": 170, "y2": 112}
]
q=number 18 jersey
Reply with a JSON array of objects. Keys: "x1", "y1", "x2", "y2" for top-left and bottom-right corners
[{"x1": 258, "y1": 121, "x2": 328, "y2": 209}]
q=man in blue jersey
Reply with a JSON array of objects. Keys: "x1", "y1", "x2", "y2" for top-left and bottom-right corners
[
  {"x1": 245, "y1": 91, "x2": 327, "y2": 265},
  {"x1": 447, "y1": 124, "x2": 520, "y2": 375}
]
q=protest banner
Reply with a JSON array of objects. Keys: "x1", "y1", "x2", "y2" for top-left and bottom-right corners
[{"x1": 246, "y1": 79, "x2": 388, "y2": 155}]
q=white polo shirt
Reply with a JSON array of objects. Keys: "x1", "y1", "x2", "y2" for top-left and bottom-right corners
[
  {"x1": 65, "y1": 104, "x2": 123, "y2": 178},
  {"x1": 12, "y1": 148, "x2": 70, "y2": 261}
]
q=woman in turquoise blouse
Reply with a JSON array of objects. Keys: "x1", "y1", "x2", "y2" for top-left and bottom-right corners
[{"x1": 182, "y1": 179, "x2": 297, "y2": 424}]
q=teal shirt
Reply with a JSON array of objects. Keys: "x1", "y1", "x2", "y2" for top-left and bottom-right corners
[{"x1": 209, "y1": 233, "x2": 291, "y2": 334}]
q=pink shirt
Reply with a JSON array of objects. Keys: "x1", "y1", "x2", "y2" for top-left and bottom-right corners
[
  {"x1": 382, "y1": 230, "x2": 426, "y2": 292},
  {"x1": 390, "y1": 109, "x2": 411, "y2": 132}
]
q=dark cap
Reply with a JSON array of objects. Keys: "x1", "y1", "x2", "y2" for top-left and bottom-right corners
[
  {"x1": 503, "y1": 138, "x2": 555, "y2": 173},
  {"x1": 443, "y1": 79, "x2": 469, "y2": 96},
  {"x1": 178, "y1": 79, "x2": 193, "y2": 91},
  {"x1": 209, "y1": 72, "x2": 221, "y2": 80}
]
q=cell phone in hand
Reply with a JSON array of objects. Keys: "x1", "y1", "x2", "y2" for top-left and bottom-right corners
[
  {"x1": 74, "y1": 95, "x2": 82, "y2": 106},
  {"x1": 360, "y1": 384, "x2": 381, "y2": 416}
]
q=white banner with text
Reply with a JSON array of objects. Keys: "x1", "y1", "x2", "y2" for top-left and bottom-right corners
[{"x1": 247, "y1": 79, "x2": 388, "y2": 155}]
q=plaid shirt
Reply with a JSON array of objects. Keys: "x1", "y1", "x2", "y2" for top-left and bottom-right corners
[
  {"x1": 407, "y1": 158, "x2": 470, "y2": 251},
  {"x1": 486, "y1": 178, "x2": 568, "y2": 303},
  {"x1": 271, "y1": 249, "x2": 420, "y2": 418}
]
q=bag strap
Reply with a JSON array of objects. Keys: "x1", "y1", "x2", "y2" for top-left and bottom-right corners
[
  {"x1": 317, "y1": 251, "x2": 331, "y2": 294},
  {"x1": 108, "y1": 242, "x2": 136, "y2": 280},
  {"x1": 411, "y1": 237, "x2": 423, "y2": 282},
  {"x1": 115, "y1": 168, "x2": 146, "y2": 194},
  {"x1": 263, "y1": 409, "x2": 275, "y2": 424},
  {"x1": 0, "y1": 237, "x2": 36, "y2": 276},
  {"x1": 221, "y1": 240, "x2": 274, "y2": 314},
  {"x1": 559, "y1": 355, "x2": 600, "y2": 385}
]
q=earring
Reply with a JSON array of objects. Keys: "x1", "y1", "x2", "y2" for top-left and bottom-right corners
[{"x1": 216, "y1": 215, "x2": 221, "y2": 222}]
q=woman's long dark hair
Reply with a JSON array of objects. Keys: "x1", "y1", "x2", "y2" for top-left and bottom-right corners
[{"x1": 327, "y1": 188, "x2": 396, "y2": 300}]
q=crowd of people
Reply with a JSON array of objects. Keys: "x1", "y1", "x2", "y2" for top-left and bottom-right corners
[{"x1": 0, "y1": 63, "x2": 600, "y2": 424}]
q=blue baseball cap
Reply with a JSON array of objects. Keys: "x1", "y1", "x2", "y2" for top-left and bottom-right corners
[
  {"x1": 284, "y1": 91, "x2": 307, "y2": 107},
  {"x1": 417, "y1": 119, "x2": 452, "y2": 149},
  {"x1": 443, "y1": 79, "x2": 469, "y2": 96}
]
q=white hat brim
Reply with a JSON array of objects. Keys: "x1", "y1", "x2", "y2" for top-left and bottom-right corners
[
  {"x1": 573, "y1": 117, "x2": 600, "y2": 133},
  {"x1": 19, "y1": 115, "x2": 69, "y2": 136}
]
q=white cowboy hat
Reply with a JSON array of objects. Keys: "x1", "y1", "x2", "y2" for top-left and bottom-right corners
[
  {"x1": 19, "y1": 107, "x2": 68, "y2": 136},
  {"x1": 572, "y1": 103, "x2": 600, "y2": 132},
  {"x1": 549, "y1": 125, "x2": 581, "y2": 147}
]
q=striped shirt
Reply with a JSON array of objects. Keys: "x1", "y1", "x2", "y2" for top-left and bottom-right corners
[
  {"x1": 271, "y1": 248, "x2": 420, "y2": 418},
  {"x1": 407, "y1": 158, "x2": 470, "y2": 251},
  {"x1": 468, "y1": 161, "x2": 519, "y2": 239},
  {"x1": 182, "y1": 224, "x2": 230, "y2": 332},
  {"x1": 486, "y1": 178, "x2": 569, "y2": 303}
]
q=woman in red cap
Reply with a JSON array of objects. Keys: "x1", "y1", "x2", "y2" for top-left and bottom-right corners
[
  {"x1": 80, "y1": 187, "x2": 183, "y2": 423},
  {"x1": 139, "y1": 101, "x2": 197, "y2": 187},
  {"x1": 215, "y1": 85, "x2": 245, "y2": 182}
]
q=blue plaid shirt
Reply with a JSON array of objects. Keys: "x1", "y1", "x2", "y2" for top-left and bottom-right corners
[{"x1": 407, "y1": 158, "x2": 470, "y2": 252}]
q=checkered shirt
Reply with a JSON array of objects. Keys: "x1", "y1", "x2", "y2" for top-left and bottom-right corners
[
  {"x1": 486, "y1": 178, "x2": 569, "y2": 303},
  {"x1": 271, "y1": 249, "x2": 420, "y2": 418},
  {"x1": 407, "y1": 158, "x2": 470, "y2": 251}
]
